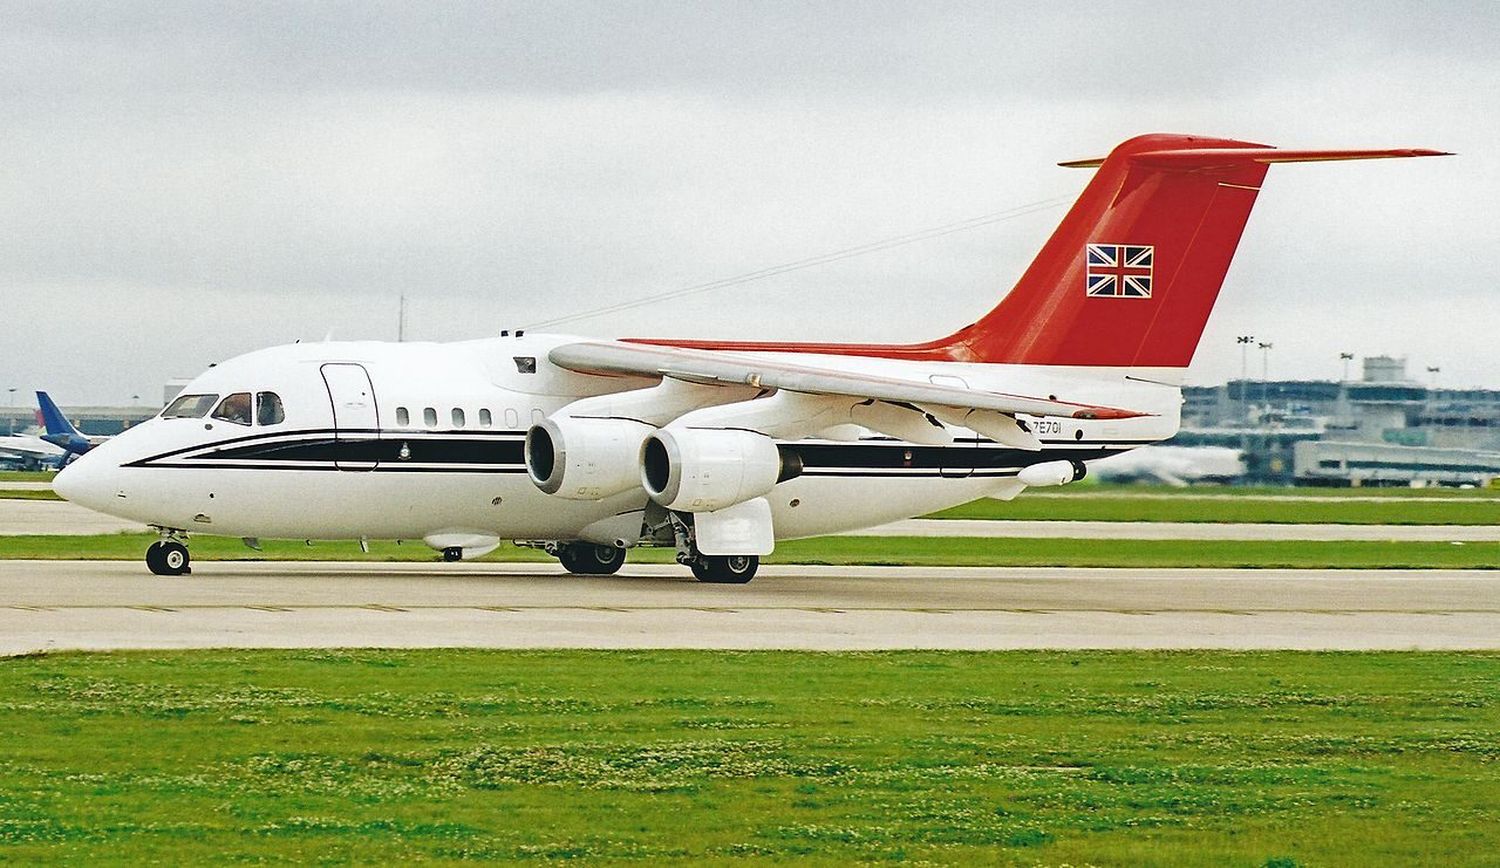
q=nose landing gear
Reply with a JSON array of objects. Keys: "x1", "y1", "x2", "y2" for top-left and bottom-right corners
[{"x1": 145, "y1": 533, "x2": 191, "y2": 576}]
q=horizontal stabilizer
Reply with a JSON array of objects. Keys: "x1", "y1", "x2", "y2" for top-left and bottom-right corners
[{"x1": 1060, "y1": 146, "x2": 1450, "y2": 169}]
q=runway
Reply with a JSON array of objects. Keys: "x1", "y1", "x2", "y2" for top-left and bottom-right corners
[
  {"x1": 2, "y1": 560, "x2": 1495, "y2": 653},
  {"x1": 6, "y1": 500, "x2": 1499, "y2": 542}
]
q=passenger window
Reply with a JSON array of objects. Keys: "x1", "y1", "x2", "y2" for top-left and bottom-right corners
[
  {"x1": 531, "y1": 408, "x2": 545, "y2": 424},
  {"x1": 255, "y1": 392, "x2": 285, "y2": 426},
  {"x1": 478, "y1": 408, "x2": 492, "y2": 428},
  {"x1": 423, "y1": 407, "x2": 437, "y2": 427},
  {"x1": 162, "y1": 394, "x2": 218, "y2": 419},
  {"x1": 504, "y1": 408, "x2": 519, "y2": 429},
  {"x1": 452, "y1": 408, "x2": 466, "y2": 428},
  {"x1": 211, "y1": 393, "x2": 253, "y2": 426},
  {"x1": 514, "y1": 356, "x2": 537, "y2": 374},
  {"x1": 395, "y1": 407, "x2": 410, "y2": 427}
]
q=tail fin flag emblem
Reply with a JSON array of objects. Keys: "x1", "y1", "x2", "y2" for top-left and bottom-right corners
[{"x1": 1085, "y1": 244, "x2": 1154, "y2": 298}]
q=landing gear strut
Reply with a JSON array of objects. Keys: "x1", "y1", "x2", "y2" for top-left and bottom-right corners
[
  {"x1": 146, "y1": 536, "x2": 191, "y2": 576},
  {"x1": 688, "y1": 554, "x2": 758, "y2": 584},
  {"x1": 556, "y1": 542, "x2": 627, "y2": 575}
]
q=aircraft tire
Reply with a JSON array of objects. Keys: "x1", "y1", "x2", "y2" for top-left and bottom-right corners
[
  {"x1": 558, "y1": 543, "x2": 626, "y2": 575},
  {"x1": 145, "y1": 542, "x2": 169, "y2": 576},
  {"x1": 148, "y1": 541, "x2": 191, "y2": 576},
  {"x1": 692, "y1": 555, "x2": 757, "y2": 584}
]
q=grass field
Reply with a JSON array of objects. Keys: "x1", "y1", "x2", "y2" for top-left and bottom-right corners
[
  {"x1": 932, "y1": 494, "x2": 1500, "y2": 525},
  {"x1": 0, "y1": 489, "x2": 60, "y2": 501},
  {"x1": 2, "y1": 532, "x2": 1497, "y2": 569},
  {"x1": 0, "y1": 650, "x2": 1494, "y2": 864},
  {"x1": 0, "y1": 471, "x2": 54, "y2": 483}
]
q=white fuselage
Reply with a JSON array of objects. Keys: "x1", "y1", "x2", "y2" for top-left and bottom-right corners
[{"x1": 55, "y1": 334, "x2": 1182, "y2": 544}]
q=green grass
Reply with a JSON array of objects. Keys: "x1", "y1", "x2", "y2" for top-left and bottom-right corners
[
  {"x1": 0, "y1": 489, "x2": 61, "y2": 501},
  {"x1": 0, "y1": 471, "x2": 54, "y2": 483},
  {"x1": 2, "y1": 533, "x2": 1497, "y2": 569},
  {"x1": 1051, "y1": 481, "x2": 1496, "y2": 498},
  {"x1": 933, "y1": 494, "x2": 1500, "y2": 525},
  {"x1": 0, "y1": 650, "x2": 1495, "y2": 864}
]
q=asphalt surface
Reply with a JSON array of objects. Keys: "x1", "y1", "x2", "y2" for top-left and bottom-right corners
[
  {"x1": 5, "y1": 500, "x2": 1499, "y2": 541},
  {"x1": 2, "y1": 560, "x2": 1495, "y2": 652}
]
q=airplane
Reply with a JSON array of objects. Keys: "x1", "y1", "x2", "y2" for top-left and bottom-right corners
[
  {"x1": 0, "y1": 428, "x2": 64, "y2": 470},
  {"x1": 36, "y1": 391, "x2": 108, "y2": 466},
  {"x1": 52, "y1": 133, "x2": 1447, "y2": 580}
]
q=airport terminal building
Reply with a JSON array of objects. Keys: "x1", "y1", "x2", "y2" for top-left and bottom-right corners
[{"x1": 1179, "y1": 356, "x2": 1500, "y2": 487}]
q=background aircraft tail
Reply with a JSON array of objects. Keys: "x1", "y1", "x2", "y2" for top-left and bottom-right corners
[{"x1": 36, "y1": 391, "x2": 95, "y2": 463}]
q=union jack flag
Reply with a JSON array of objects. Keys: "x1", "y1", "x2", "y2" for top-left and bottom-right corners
[{"x1": 1085, "y1": 243, "x2": 1154, "y2": 298}]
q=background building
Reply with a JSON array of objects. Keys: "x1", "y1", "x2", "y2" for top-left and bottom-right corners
[{"x1": 1180, "y1": 356, "x2": 1500, "y2": 486}]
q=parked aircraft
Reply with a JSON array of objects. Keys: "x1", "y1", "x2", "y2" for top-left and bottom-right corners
[
  {"x1": 0, "y1": 430, "x2": 63, "y2": 470},
  {"x1": 36, "y1": 392, "x2": 106, "y2": 466},
  {"x1": 53, "y1": 134, "x2": 1446, "y2": 579}
]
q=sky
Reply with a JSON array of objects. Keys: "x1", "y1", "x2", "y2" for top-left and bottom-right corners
[{"x1": 1, "y1": 1, "x2": 1496, "y2": 406}]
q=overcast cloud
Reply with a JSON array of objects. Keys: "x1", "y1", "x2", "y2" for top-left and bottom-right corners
[{"x1": 1, "y1": 1, "x2": 1496, "y2": 404}]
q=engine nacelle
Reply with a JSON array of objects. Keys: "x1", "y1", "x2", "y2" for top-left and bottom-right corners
[
  {"x1": 641, "y1": 427, "x2": 801, "y2": 512},
  {"x1": 525, "y1": 416, "x2": 654, "y2": 500},
  {"x1": 1017, "y1": 459, "x2": 1088, "y2": 487}
]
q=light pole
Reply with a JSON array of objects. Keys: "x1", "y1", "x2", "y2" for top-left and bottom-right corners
[
  {"x1": 1340, "y1": 352, "x2": 1354, "y2": 383},
  {"x1": 1426, "y1": 366, "x2": 1441, "y2": 389},
  {"x1": 1257, "y1": 342, "x2": 1273, "y2": 414},
  {"x1": 5, "y1": 388, "x2": 14, "y2": 436},
  {"x1": 1237, "y1": 335, "x2": 1254, "y2": 422}
]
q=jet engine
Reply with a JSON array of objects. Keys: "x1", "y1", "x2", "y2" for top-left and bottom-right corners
[
  {"x1": 525, "y1": 416, "x2": 654, "y2": 500},
  {"x1": 641, "y1": 427, "x2": 802, "y2": 512}
]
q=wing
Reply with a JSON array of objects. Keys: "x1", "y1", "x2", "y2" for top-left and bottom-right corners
[{"x1": 547, "y1": 340, "x2": 1151, "y2": 450}]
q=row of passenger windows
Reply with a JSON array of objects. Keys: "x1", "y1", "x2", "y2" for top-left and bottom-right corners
[
  {"x1": 394, "y1": 406, "x2": 536, "y2": 430},
  {"x1": 162, "y1": 392, "x2": 285, "y2": 427}
]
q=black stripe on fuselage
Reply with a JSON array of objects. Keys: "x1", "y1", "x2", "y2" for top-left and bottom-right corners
[{"x1": 123, "y1": 428, "x2": 1142, "y2": 474}]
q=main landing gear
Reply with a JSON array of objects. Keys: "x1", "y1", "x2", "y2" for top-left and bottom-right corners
[
  {"x1": 145, "y1": 535, "x2": 191, "y2": 576},
  {"x1": 555, "y1": 542, "x2": 627, "y2": 576},
  {"x1": 686, "y1": 554, "x2": 759, "y2": 584}
]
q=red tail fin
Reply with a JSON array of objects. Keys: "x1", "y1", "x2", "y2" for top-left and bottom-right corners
[
  {"x1": 927, "y1": 134, "x2": 1446, "y2": 367},
  {"x1": 634, "y1": 133, "x2": 1446, "y2": 367}
]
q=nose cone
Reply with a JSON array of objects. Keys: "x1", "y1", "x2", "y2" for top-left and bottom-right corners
[{"x1": 52, "y1": 452, "x2": 112, "y2": 511}]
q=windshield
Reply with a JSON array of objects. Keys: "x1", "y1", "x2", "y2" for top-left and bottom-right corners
[
  {"x1": 161, "y1": 394, "x2": 219, "y2": 419},
  {"x1": 211, "y1": 393, "x2": 253, "y2": 426}
]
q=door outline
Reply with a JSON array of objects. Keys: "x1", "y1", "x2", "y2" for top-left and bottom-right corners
[{"x1": 321, "y1": 363, "x2": 380, "y2": 471}]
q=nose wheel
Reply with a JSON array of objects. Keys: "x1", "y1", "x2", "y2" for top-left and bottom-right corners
[{"x1": 146, "y1": 540, "x2": 191, "y2": 576}]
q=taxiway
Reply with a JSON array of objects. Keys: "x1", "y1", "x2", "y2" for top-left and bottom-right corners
[{"x1": 2, "y1": 560, "x2": 1495, "y2": 653}]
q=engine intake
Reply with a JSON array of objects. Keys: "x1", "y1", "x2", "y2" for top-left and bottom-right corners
[
  {"x1": 525, "y1": 416, "x2": 654, "y2": 500},
  {"x1": 641, "y1": 428, "x2": 801, "y2": 512}
]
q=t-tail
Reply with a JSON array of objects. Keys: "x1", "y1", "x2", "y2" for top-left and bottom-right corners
[{"x1": 636, "y1": 133, "x2": 1447, "y2": 371}]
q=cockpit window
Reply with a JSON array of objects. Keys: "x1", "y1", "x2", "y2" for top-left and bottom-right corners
[
  {"x1": 256, "y1": 392, "x2": 285, "y2": 426},
  {"x1": 161, "y1": 394, "x2": 219, "y2": 419},
  {"x1": 211, "y1": 392, "x2": 253, "y2": 426}
]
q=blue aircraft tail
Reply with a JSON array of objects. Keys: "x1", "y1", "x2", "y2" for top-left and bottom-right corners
[{"x1": 36, "y1": 392, "x2": 93, "y2": 463}]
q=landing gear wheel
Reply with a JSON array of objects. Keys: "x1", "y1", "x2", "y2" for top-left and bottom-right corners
[
  {"x1": 557, "y1": 543, "x2": 626, "y2": 575},
  {"x1": 146, "y1": 540, "x2": 191, "y2": 576},
  {"x1": 692, "y1": 554, "x2": 758, "y2": 584},
  {"x1": 442, "y1": 546, "x2": 464, "y2": 562}
]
